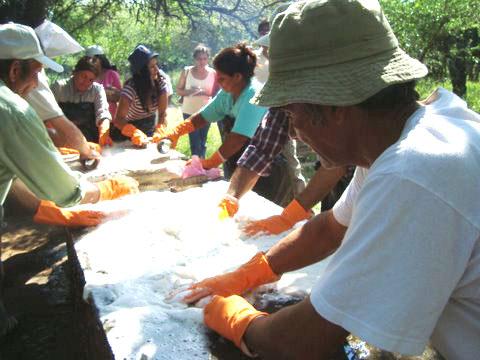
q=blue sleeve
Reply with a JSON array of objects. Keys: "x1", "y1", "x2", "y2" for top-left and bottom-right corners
[
  {"x1": 231, "y1": 96, "x2": 267, "y2": 138},
  {"x1": 200, "y1": 90, "x2": 229, "y2": 123}
]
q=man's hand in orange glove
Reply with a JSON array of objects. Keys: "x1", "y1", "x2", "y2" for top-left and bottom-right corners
[
  {"x1": 96, "y1": 175, "x2": 139, "y2": 201},
  {"x1": 204, "y1": 295, "x2": 267, "y2": 355},
  {"x1": 200, "y1": 151, "x2": 224, "y2": 170},
  {"x1": 242, "y1": 199, "x2": 312, "y2": 236},
  {"x1": 176, "y1": 252, "x2": 279, "y2": 304},
  {"x1": 33, "y1": 200, "x2": 104, "y2": 227},
  {"x1": 121, "y1": 123, "x2": 149, "y2": 147},
  {"x1": 218, "y1": 194, "x2": 239, "y2": 220},
  {"x1": 152, "y1": 119, "x2": 196, "y2": 147},
  {"x1": 98, "y1": 121, "x2": 113, "y2": 147}
]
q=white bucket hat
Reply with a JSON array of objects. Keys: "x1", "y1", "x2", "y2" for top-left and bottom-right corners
[
  {"x1": 35, "y1": 20, "x2": 83, "y2": 58},
  {"x1": 0, "y1": 23, "x2": 63, "y2": 72},
  {"x1": 252, "y1": 0, "x2": 428, "y2": 107}
]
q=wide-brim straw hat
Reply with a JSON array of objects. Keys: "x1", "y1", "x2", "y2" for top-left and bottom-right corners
[{"x1": 252, "y1": 0, "x2": 428, "y2": 107}]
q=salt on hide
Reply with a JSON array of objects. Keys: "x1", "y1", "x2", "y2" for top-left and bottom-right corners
[{"x1": 74, "y1": 181, "x2": 331, "y2": 359}]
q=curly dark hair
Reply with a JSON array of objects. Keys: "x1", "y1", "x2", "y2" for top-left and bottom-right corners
[
  {"x1": 213, "y1": 43, "x2": 256, "y2": 81},
  {"x1": 126, "y1": 65, "x2": 164, "y2": 113}
]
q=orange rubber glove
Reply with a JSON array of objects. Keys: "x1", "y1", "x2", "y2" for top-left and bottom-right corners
[
  {"x1": 200, "y1": 151, "x2": 225, "y2": 170},
  {"x1": 33, "y1": 200, "x2": 104, "y2": 227},
  {"x1": 58, "y1": 147, "x2": 79, "y2": 155},
  {"x1": 218, "y1": 194, "x2": 239, "y2": 220},
  {"x1": 98, "y1": 122, "x2": 113, "y2": 147},
  {"x1": 242, "y1": 199, "x2": 312, "y2": 236},
  {"x1": 96, "y1": 176, "x2": 139, "y2": 201},
  {"x1": 204, "y1": 295, "x2": 267, "y2": 350},
  {"x1": 151, "y1": 119, "x2": 196, "y2": 147},
  {"x1": 121, "y1": 123, "x2": 149, "y2": 147},
  {"x1": 183, "y1": 252, "x2": 279, "y2": 304}
]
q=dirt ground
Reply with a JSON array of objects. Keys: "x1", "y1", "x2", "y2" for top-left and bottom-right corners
[
  {"x1": 0, "y1": 218, "x2": 78, "y2": 359},
  {"x1": 0, "y1": 216, "x2": 444, "y2": 360}
]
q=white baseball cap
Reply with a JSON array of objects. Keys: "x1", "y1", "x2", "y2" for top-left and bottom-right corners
[
  {"x1": 0, "y1": 23, "x2": 63, "y2": 73},
  {"x1": 85, "y1": 45, "x2": 104, "y2": 57},
  {"x1": 35, "y1": 20, "x2": 83, "y2": 58}
]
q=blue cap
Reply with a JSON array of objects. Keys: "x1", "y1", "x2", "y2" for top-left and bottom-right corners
[{"x1": 128, "y1": 45, "x2": 158, "y2": 74}]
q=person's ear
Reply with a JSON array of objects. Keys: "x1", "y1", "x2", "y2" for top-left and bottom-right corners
[{"x1": 8, "y1": 60, "x2": 21, "y2": 84}]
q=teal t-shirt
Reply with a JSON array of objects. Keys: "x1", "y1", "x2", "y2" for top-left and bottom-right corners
[
  {"x1": 0, "y1": 81, "x2": 83, "y2": 207},
  {"x1": 200, "y1": 80, "x2": 267, "y2": 138}
]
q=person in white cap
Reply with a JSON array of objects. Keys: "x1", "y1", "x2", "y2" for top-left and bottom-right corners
[
  {"x1": 25, "y1": 19, "x2": 100, "y2": 161},
  {"x1": 176, "y1": 1, "x2": 480, "y2": 359},
  {"x1": 0, "y1": 23, "x2": 139, "y2": 336}
]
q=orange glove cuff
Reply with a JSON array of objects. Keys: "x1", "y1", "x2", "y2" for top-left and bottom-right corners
[
  {"x1": 204, "y1": 295, "x2": 268, "y2": 348},
  {"x1": 121, "y1": 124, "x2": 148, "y2": 147},
  {"x1": 33, "y1": 200, "x2": 104, "y2": 227},
  {"x1": 281, "y1": 199, "x2": 311, "y2": 225},
  {"x1": 201, "y1": 151, "x2": 224, "y2": 169},
  {"x1": 174, "y1": 118, "x2": 196, "y2": 137}
]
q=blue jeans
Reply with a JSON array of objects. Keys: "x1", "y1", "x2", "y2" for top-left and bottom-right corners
[{"x1": 184, "y1": 113, "x2": 210, "y2": 158}]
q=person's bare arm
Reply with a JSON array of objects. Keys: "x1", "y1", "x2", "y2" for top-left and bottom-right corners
[
  {"x1": 45, "y1": 116, "x2": 95, "y2": 160},
  {"x1": 157, "y1": 92, "x2": 168, "y2": 127},
  {"x1": 267, "y1": 209, "x2": 346, "y2": 274},
  {"x1": 217, "y1": 132, "x2": 249, "y2": 159},
  {"x1": 7, "y1": 177, "x2": 100, "y2": 217},
  {"x1": 296, "y1": 166, "x2": 347, "y2": 210},
  {"x1": 244, "y1": 297, "x2": 348, "y2": 359},
  {"x1": 113, "y1": 96, "x2": 131, "y2": 129},
  {"x1": 226, "y1": 166, "x2": 261, "y2": 199}
]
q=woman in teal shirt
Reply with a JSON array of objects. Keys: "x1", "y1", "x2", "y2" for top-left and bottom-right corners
[{"x1": 153, "y1": 43, "x2": 267, "y2": 177}]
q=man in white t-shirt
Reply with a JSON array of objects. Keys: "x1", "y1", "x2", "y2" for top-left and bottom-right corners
[{"x1": 179, "y1": 1, "x2": 480, "y2": 359}]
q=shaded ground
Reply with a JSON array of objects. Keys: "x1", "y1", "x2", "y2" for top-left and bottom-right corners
[{"x1": 0, "y1": 218, "x2": 78, "y2": 359}]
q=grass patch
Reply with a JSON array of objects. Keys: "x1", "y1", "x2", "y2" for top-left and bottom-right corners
[
  {"x1": 165, "y1": 106, "x2": 222, "y2": 158},
  {"x1": 416, "y1": 78, "x2": 480, "y2": 113}
]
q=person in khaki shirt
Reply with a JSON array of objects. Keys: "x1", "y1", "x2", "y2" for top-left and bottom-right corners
[{"x1": 0, "y1": 23, "x2": 139, "y2": 337}]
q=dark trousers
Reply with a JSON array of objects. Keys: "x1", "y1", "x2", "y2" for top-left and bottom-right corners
[
  {"x1": 184, "y1": 113, "x2": 210, "y2": 158},
  {"x1": 220, "y1": 116, "x2": 294, "y2": 207}
]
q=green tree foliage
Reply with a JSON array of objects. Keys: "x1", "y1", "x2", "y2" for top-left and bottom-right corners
[
  {"x1": 1, "y1": 0, "x2": 285, "y2": 80},
  {"x1": 381, "y1": 0, "x2": 480, "y2": 97}
]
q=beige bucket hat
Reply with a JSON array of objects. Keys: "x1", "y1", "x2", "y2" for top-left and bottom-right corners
[{"x1": 252, "y1": 0, "x2": 428, "y2": 107}]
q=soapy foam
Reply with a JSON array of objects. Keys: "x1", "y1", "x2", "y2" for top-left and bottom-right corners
[{"x1": 76, "y1": 165, "x2": 330, "y2": 359}]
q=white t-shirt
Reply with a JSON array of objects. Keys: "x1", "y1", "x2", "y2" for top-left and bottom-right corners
[
  {"x1": 25, "y1": 69, "x2": 64, "y2": 121},
  {"x1": 311, "y1": 88, "x2": 480, "y2": 359},
  {"x1": 254, "y1": 49, "x2": 269, "y2": 85}
]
